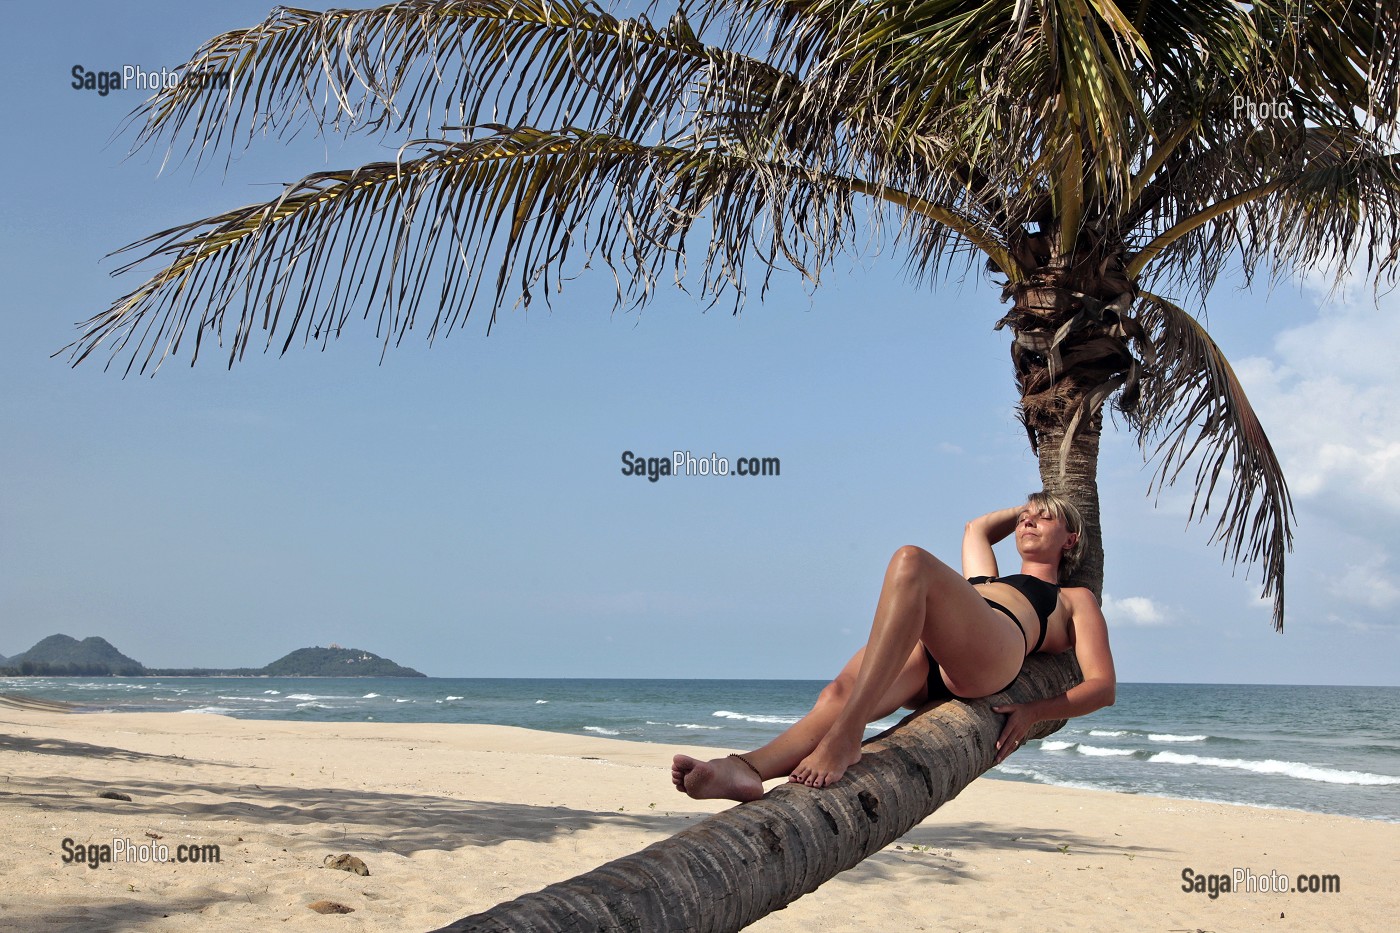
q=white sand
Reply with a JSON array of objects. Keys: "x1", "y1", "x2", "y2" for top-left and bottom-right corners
[{"x1": 0, "y1": 704, "x2": 1394, "y2": 931}]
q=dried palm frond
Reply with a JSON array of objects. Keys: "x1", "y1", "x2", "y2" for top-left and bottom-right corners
[{"x1": 1132, "y1": 290, "x2": 1293, "y2": 631}]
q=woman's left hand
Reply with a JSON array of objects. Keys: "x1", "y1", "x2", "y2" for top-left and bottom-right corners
[{"x1": 991, "y1": 702, "x2": 1037, "y2": 764}]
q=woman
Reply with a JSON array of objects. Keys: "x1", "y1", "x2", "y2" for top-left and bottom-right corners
[{"x1": 672, "y1": 491, "x2": 1116, "y2": 801}]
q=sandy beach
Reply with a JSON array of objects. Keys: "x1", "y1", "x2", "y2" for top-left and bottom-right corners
[{"x1": 1, "y1": 697, "x2": 1394, "y2": 932}]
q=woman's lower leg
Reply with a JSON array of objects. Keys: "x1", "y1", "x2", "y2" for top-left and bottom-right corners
[{"x1": 790, "y1": 548, "x2": 934, "y2": 785}]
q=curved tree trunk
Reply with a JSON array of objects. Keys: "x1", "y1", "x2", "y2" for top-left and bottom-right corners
[{"x1": 433, "y1": 651, "x2": 1082, "y2": 932}]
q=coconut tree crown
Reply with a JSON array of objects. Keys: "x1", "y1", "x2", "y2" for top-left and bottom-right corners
[{"x1": 67, "y1": 0, "x2": 1400, "y2": 630}]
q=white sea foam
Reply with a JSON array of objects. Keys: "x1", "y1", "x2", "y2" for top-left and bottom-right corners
[
  {"x1": 220, "y1": 696, "x2": 277, "y2": 703},
  {"x1": 1149, "y1": 751, "x2": 1400, "y2": 786},
  {"x1": 181, "y1": 706, "x2": 236, "y2": 715},
  {"x1": 394, "y1": 698, "x2": 412, "y2": 703},
  {"x1": 286, "y1": 694, "x2": 321, "y2": 701},
  {"x1": 1039, "y1": 740, "x2": 1134, "y2": 757},
  {"x1": 1089, "y1": 729, "x2": 1128, "y2": 737},
  {"x1": 712, "y1": 710, "x2": 801, "y2": 725},
  {"x1": 1077, "y1": 744, "x2": 1137, "y2": 757},
  {"x1": 584, "y1": 726, "x2": 620, "y2": 736},
  {"x1": 647, "y1": 721, "x2": 721, "y2": 730},
  {"x1": 1149, "y1": 733, "x2": 1208, "y2": 743},
  {"x1": 444, "y1": 696, "x2": 464, "y2": 701},
  {"x1": 362, "y1": 693, "x2": 381, "y2": 698},
  {"x1": 296, "y1": 701, "x2": 332, "y2": 709},
  {"x1": 992, "y1": 763, "x2": 1106, "y2": 792},
  {"x1": 536, "y1": 700, "x2": 548, "y2": 704},
  {"x1": 263, "y1": 690, "x2": 280, "y2": 695}
]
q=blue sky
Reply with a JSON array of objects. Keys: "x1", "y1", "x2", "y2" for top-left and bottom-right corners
[{"x1": 2, "y1": 2, "x2": 1396, "y2": 684}]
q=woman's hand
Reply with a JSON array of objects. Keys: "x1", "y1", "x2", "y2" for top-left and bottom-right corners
[{"x1": 991, "y1": 701, "x2": 1040, "y2": 764}]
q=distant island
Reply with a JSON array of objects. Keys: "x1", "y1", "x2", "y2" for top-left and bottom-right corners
[{"x1": 0, "y1": 635, "x2": 424, "y2": 678}]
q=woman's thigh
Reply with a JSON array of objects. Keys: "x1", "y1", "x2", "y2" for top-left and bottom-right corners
[{"x1": 906, "y1": 550, "x2": 1027, "y2": 697}]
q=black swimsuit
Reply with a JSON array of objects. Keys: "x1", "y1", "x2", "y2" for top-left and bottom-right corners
[{"x1": 922, "y1": 574, "x2": 1059, "y2": 702}]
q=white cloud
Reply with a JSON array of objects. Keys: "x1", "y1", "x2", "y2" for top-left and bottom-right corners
[
  {"x1": 1102, "y1": 594, "x2": 1171, "y2": 627},
  {"x1": 1232, "y1": 287, "x2": 1400, "y2": 512},
  {"x1": 1326, "y1": 554, "x2": 1400, "y2": 611}
]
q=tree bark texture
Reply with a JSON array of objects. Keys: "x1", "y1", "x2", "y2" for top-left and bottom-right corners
[
  {"x1": 433, "y1": 651, "x2": 1083, "y2": 933},
  {"x1": 1035, "y1": 418, "x2": 1106, "y2": 599}
]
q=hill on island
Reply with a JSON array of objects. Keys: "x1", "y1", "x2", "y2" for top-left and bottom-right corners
[
  {"x1": 0, "y1": 637, "x2": 424, "y2": 678},
  {"x1": 4, "y1": 635, "x2": 145, "y2": 677},
  {"x1": 259, "y1": 646, "x2": 425, "y2": 677}
]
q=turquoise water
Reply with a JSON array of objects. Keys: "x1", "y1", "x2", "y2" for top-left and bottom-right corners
[{"x1": 3, "y1": 677, "x2": 1396, "y2": 821}]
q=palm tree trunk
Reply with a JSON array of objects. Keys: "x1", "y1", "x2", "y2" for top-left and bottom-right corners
[
  {"x1": 1035, "y1": 417, "x2": 1106, "y2": 598},
  {"x1": 432, "y1": 652, "x2": 1082, "y2": 932}
]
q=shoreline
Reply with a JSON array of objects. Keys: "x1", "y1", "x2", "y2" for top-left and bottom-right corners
[
  {"x1": 1, "y1": 707, "x2": 1395, "y2": 930},
  {"x1": 5, "y1": 693, "x2": 1395, "y2": 824}
]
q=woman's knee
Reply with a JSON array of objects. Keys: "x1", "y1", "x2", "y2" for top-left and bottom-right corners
[
  {"x1": 816, "y1": 673, "x2": 853, "y2": 707},
  {"x1": 887, "y1": 545, "x2": 936, "y2": 585}
]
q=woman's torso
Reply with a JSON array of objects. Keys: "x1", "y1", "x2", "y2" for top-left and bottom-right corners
[{"x1": 971, "y1": 576, "x2": 1074, "y2": 655}]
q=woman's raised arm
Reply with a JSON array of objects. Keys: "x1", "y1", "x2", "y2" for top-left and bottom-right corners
[{"x1": 961, "y1": 506, "x2": 1022, "y2": 577}]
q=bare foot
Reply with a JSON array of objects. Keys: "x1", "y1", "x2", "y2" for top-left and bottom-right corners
[
  {"x1": 788, "y1": 731, "x2": 863, "y2": 788},
  {"x1": 671, "y1": 754, "x2": 765, "y2": 802}
]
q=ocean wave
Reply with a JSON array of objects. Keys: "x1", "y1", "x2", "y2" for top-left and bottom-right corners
[
  {"x1": 1149, "y1": 733, "x2": 1208, "y2": 743},
  {"x1": 1039, "y1": 740, "x2": 1137, "y2": 757},
  {"x1": 219, "y1": 696, "x2": 277, "y2": 703},
  {"x1": 584, "y1": 726, "x2": 620, "y2": 736},
  {"x1": 712, "y1": 710, "x2": 801, "y2": 725},
  {"x1": 180, "y1": 706, "x2": 236, "y2": 715},
  {"x1": 536, "y1": 700, "x2": 549, "y2": 704},
  {"x1": 362, "y1": 693, "x2": 381, "y2": 698},
  {"x1": 263, "y1": 690, "x2": 280, "y2": 695},
  {"x1": 444, "y1": 696, "x2": 464, "y2": 701},
  {"x1": 1149, "y1": 751, "x2": 1400, "y2": 786},
  {"x1": 295, "y1": 701, "x2": 334, "y2": 709},
  {"x1": 1088, "y1": 729, "x2": 1128, "y2": 737},
  {"x1": 646, "y1": 721, "x2": 722, "y2": 730},
  {"x1": 394, "y1": 698, "x2": 412, "y2": 703},
  {"x1": 992, "y1": 763, "x2": 1107, "y2": 792}
]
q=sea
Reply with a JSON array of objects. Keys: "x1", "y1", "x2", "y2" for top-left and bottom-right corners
[{"x1": 3, "y1": 678, "x2": 1396, "y2": 822}]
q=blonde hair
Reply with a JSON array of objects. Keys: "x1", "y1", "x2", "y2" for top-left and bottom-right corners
[{"x1": 1026, "y1": 490, "x2": 1085, "y2": 581}]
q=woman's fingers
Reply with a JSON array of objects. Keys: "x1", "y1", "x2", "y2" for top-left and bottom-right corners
[{"x1": 992, "y1": 703, "x2": 1025, "y2": 763}]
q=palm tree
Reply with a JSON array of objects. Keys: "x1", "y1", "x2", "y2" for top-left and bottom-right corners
[{"x1": 66, "y1": 0, "x2": 1398, "y2": 926}]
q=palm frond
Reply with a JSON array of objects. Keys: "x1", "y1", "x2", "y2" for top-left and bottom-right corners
[
  {"x1": 127, "y1": 0, "x2": 780, "y2": 168},
  {"x1": 1127, "y1": 133, "x2": 1400, "y2": 293},
  {"x1": 1131, "y1": 290, "x2": 1293, "y2": 631},
  {"x1": 66, "y1": 125, "x2": 894, "y2": 374}
]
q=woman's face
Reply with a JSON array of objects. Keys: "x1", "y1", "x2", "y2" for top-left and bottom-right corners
[{"x1": 1015, "y1": 502, "x2": 1077, "y2": 563}]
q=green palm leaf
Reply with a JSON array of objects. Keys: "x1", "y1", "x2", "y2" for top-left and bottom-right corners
[{"x1": 1132, "y1": 290, "x2": 1293, "y2": 631}]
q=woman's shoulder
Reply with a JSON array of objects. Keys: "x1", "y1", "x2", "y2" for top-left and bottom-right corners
[{"x1": 1058, "y1": 586, "x2": 1108, "y2": 618}]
